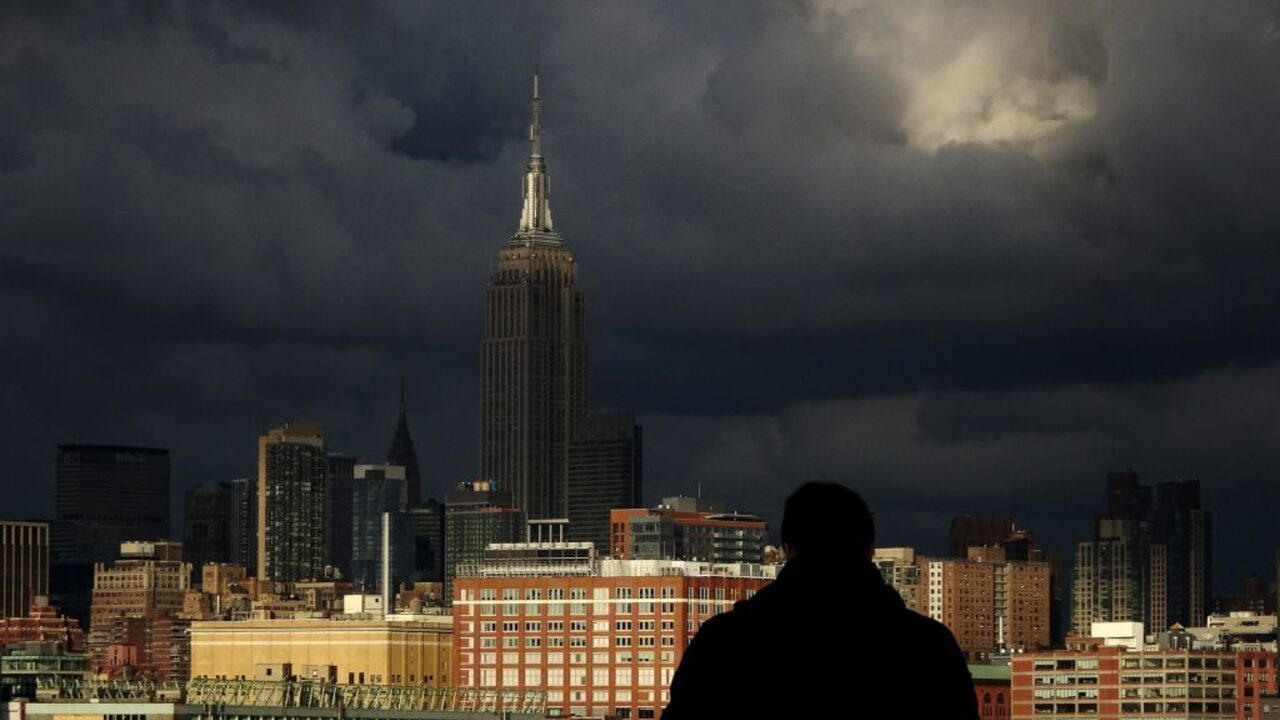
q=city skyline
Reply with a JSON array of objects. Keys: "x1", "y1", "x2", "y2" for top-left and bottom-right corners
[{"x1": 2, "y1": 2, "x2": 1279, "y2": 590}]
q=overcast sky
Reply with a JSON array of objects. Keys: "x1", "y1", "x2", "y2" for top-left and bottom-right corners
[{"x1": 2, "y1": 1, "x2": 1278, "y2": 589}]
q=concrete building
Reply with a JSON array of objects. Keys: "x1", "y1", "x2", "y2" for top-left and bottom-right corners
[
  {"x1": 566, "y1": 414, "x2": 642, "y2": 554},
  {"x1": 189, "y1": 615, "x2": 451, "y2": 687},
  {"x1": 1, "y1": 521, "x2": 48, "y2": 619},
  {"x1": 87, "y1": 541, "x2": 192, "y2": 681},
  {"x1": 444, "y1": 481, "x2": 525, "y2": 604},
  {"x1": 258, "y1": 423, "x2": 327, "y2": 583},
  {"x1": 480, "y1": 74, "x2": 588, "y2": 523},
  {"x1": 609, "y1": 502, "x2": 767, "y2": 564},
  {"x1": 453, "y1": 558, "x2": 776, "y2": 719}
]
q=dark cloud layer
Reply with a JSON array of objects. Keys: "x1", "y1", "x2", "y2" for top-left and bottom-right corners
[{"x1": 2, "y1": 1, "x2": 1279, "y2": 588}]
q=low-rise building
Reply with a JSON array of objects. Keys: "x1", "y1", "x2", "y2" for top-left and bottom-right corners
[{"x1": 189, "y1": 615, "x2": 451, "y2": 687}]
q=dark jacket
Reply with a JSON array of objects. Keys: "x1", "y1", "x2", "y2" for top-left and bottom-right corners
[{"x1": 662, "y1": 555, "x2": 979, "y2": 719}]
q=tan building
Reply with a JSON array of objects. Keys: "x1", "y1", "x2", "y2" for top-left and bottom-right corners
[
  {"x1": 88, "y1": 541, "x2": 192, "y2": 680},
  {"x1": 190, "y1": 615, "x2": 451, "y2": 686},
  {"x1": 874, "y1": 547, "x2": 923, "y2": 613}
]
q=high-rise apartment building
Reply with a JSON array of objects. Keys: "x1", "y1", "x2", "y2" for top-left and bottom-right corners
[
  {"x1": 1073, "y1": 471, "x2": 1213, "y2": 635},
  {"x1": 873, "y1": 547, "x2": 923, "y2": 613},
  {"x1": 1, "y1": 521, "x2": 49, "y2": 619},
  {"x1": 920, "y1": 550, "x2": 1052, "y2": 655},
  {"x1": 387, "y1": 383, "x2": 423, "y2": 507},
  {"x1": 227, "y1": 478, "x2": 256, "y2": 574},
  {"x1": 453, "y1": 558, "x2": 776, "y2": 719},
  {"x1": 444, "y1": 481, "x2": 525, "y2": 603},
  {"x1": 609, "y1": 501, "x2": 767, "y2": 564},
  {"x1": 257, "y1": 423, "x2": 327, "y2": 583},
  {"x1": 566, "y1": 414, "x2": 642, "y2": 553},
  {"x1": 480, "y1": 74, "x2": 588, "y2": 521}
]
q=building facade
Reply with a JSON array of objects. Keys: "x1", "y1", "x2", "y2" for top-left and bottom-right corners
[
  {"x1": 407, "y1": 500, "x2": 445, "y2": 584},
  {"x1": 183, "y1": 482, "x2": 234, "y2": 580},
  {"x1": 190, "y1": 616, "x2": 451, "y2": 687},
  {"x1": 566, "y1": 414, "x2": 642, "y2": 554},
  {"x1": 258, "y1": 423, "x2": 327, "y2": 583},
  {"x1": 921, "y1": 552, "x2": 1052, "y2": 656},
  {"x1": 227, "y1": 479, "x2": 256, "y2": 575},
  {"x1": 480, "y1": 74, "x2": 588, "y2": 522},
  {"x1": 87, "y1": 541, "x2": 192, "y2": 681},
  {"x1": 609, "y1": 504, "x2": 767, "y2": 564},
  {"x1": 350, "y1": 464, "x2": 412, "y2": 594},
  {"x1": 453, "y1": 559, "x2": 776, "y2": 719},
  {"x1": 444, "y1": 481, "x2": 525, "y2": 603},
  {"x1": 1, "y1": 521, "x2": 49, "y2": 619}
]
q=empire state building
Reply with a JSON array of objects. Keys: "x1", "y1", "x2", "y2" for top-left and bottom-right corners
[{"x1": 480, "y1": 75, "x2": 588, "y2": 520}]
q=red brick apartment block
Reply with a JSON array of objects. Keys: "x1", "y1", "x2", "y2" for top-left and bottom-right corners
[{"x1": 454, "y1": 560, "x2": 774, "y2": 719}]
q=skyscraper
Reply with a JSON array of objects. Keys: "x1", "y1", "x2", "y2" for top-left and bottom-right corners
[
  {"x1": 0, "y1": 521, "x2": 49, "y2": 619},
  {"x1": 349, "y1": 463, "x2": 412, "y2": 593},
  {"x1": 566, "y1": 413, "x2": 642, "y2": 552},
  {"x1": 52, "y1": 445, "x2": 170, "y2": 622},
  {"x1": 387, "y1": 380, "x2": 422, "y2": 507},
  {"x1": 257, "y1": 422, "x2": 327, "y2": 582},
  {"x1": 480, "y1": 74, "x2": 588, "y2": 521},
  {"x1": 325, "y1": 454, "x2": 356, "y2": 576},
  {"x1": 443, "y1": 480, "x2": 525, "y2": 603},
  {"x1": 227, "y1": 478, "x2": 256, "y2": 574},
  {"x1": 182, "y1": 482, "x2": 233, "y2": 580}
]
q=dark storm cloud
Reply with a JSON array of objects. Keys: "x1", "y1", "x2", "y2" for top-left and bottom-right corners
[{"x1": 2, "y1": 1, "x2": 1279, "y2": 582}]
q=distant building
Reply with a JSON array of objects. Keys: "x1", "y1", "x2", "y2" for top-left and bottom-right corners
[
  {"x1": 52, "y1": 445, "x2": 170, "y2": 622},
  {"x1": 1, "y1": 520, "x2": 49, "y2": 618},
  {"x1": 968, "y1": 664, "x2": 1011, "y2": 720},
  {"x1": 350, "y1": 464, "x2": 413, "y2": 595},
  {"x1": 325, "y1": 454, "x2": 357, "y2": 577},
  {"x1": 0, "y1": 641, "x2": 89, "y2": 700},
  {"x1": 1073, "y1": 471, "x2": 1213, "y2": 636},
  {"x1": 443, "y1": 481, "x2": 525, "y2": 604},
  {"x1": 189, "y1": 615, "x2": 451, "y2": 686},
  {"x1": 0, "y1": 596, "x2": 84, "y2": 650},
  {"x1": 949, "y1": 516, "x2": 1014, "y2": 559},
  {"x1": 387, "y1": 382, "x2": 423, "y2": 507},
  {"x1": 183, "y1": 482, "x2": 234, "y2": 581},
  {"x1": 873, "y1": 547, "x2": 922, "y2": 613},
  {"x1": 227, "y1": 478, "x2": 256, "y2": 575},
  {"x1": 566, "y1": 413, "x2": 642, "y2": 554},
  {"x1": 258, "y1": 423, "x2": 327, "y2": 582},
  {"x1": 609, "y1": 500, "x2": 767, "y2": 564},
  {"x1": 87, "y1": 540, "x2": 192, "y2": 681},
  {"x1": 479, "y1": 75, "x2": 588, "y2": 523},
  {"x1": 407, "y1": 500, "x2": 445, "y2": 584},
  {"x1": 453, "y1": 559, "x2": 777, "y2": 719},
  {"x1": 921, "y1": 551, "x2": 1052, "y2": 655}
]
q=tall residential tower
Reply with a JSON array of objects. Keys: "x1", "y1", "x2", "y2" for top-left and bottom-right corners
[
  {"x1": 480, "y1": 74, "x2": 588, "y2": 520},
  {"x1": 257, "y1": 422, "x2": 327, "y2": 582}
]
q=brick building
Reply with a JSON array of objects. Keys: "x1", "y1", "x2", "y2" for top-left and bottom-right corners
[
  {"x1": 609, "y1": 504, "x2": 766, "y2": 563},
  {"x1": 0, "y1": 596, "x2": 84, "y2": 650},
  {"x1": 919, "y1": 548, "x2": 1051, "y2": 655},
  {"x1": 453, "y1": 559, "x2": 776, "y2": 719},
  {"x1": 87, "y1": 541, "x2": 191, "y2": 680}
]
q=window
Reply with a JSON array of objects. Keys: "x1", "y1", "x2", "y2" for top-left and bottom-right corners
[
  {"x1": 549, "y1": 588, "x2": 565, "y2": 615},
  {"x1": 526, "y1": 636, "x2": 542, "y2": 648},
  {"x1": 480, "y1": 588, "x2": 497, "y2": 616},
  {"x1": 639, "y1": 667, "x2": 655, "y2": 685},
  {"x1": 525, "y1": 621, "x2": 541, "y2": 632},
  {"x1": 502, "y1": 668, "x2": 518, "y2": 686},
  {"x1": 504, "y1": 588, "x2": 519, "y2": 615},
  {"x1": 593, "y1": 667, "x2": 609, "y2": 686},
  {"x1": 571, "y1": 669, "x2": 588, "y2": 686},
  {"x1": 617, "y1": 621, "x2": 633, "y2": 631},
  {"x1": 526, "y1": 588, "x2": 543, "y2": 616},
  {"x1": 503, "y1": 621, "x2": 519, "y2": 632},
  {"x1": 616, "y1": 667, "x2": 633, "y2": 684},
  {"x1": 524, "y1": 668, "x2": 542, "y2": 686},
  {"x1": 548, "y1": 668, "x2": 564, "y2": 686},
  {"x1": 616, "y1": 636, "x2": 632, "y2": 647},
  {"x1": 571, "y1": 588, "x2": 587, "y2": 614},
  {"x1": 480, "y1": 669, "x2": 497, "y2": 687},
  {"x1": 481, "y1": 621, "x2": 497, "y2": 633}
]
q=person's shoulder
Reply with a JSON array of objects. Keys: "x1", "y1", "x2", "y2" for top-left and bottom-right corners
[{"x1": 898, "y1": 609, "x2": 964, "y2": 650}]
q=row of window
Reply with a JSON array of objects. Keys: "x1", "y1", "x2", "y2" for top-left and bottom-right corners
[{"x1": 473, "y1": 666, "x2": 674, "y2": 687}]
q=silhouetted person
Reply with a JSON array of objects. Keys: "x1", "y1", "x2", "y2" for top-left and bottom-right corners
[{"x1": 663, "y1": 482, "x2": 979, "y2": 719}]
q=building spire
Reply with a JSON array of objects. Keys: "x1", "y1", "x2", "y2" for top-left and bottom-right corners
[{"x1": 517, "y1": 70, "x2": 555, "y2": 237}]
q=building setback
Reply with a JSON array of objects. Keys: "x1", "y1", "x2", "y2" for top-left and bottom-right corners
[
  {"x1": 453, "y1": 559, "x2": 776, "y2": 719},
  {"x1": 566, "y1": 414, "x2": 642, "y2": 554},
  {"x1": 609, "y1": 503, "x2": 767, "y2": 564},
  {"x1": 1, "y1": 521, "x2": 49, "y2": 619},
  {"x1": 257, "y1": 423, "x2": 327, "y2": 583},
  {"x1": 480, "y1": 74, "x2": 588, "y2": 522}
]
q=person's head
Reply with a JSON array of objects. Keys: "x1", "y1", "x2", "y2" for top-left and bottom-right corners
[{"x1": 780, "y1": 482, "x2": 874, "y2": 561}]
